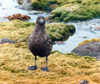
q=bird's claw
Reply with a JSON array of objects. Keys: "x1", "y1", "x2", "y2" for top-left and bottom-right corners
[
  {"x1": 41, "y1": 67, "x2": 49, "y2": 72},
  {"x1": 28, "y1": 66, "x2": 37, "y2": 71}
]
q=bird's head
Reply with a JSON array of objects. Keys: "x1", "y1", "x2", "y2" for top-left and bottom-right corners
[{"x1": 36, "y1": 16, "x2": 45, "y2": 26}]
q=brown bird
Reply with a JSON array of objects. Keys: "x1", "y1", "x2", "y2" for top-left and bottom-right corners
[{"x1": 28, "y1": 16, "x2": 52, "y2": 72}]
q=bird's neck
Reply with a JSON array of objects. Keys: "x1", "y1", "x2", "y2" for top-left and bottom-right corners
[{"x1": 34, "y1": 24, "x2": 46, "y2": 34}]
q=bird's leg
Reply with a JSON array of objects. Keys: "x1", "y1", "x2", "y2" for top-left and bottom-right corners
[
  {"x1": 28, "y1": 56, "x2": 37, "y2": 71},
  {"x1": 41, "y1": 56, "x2": 49, "y2": 72}
]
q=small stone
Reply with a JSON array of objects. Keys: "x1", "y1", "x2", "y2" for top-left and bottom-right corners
[
  {"x1": 79, "y1": 80, "x2": 88, "y2": 84},
  {"x1": 0, "y1": 38, "x2": 18, "y2": 44}
]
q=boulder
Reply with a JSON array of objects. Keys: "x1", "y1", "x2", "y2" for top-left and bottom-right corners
[
  {"x1": 17, "y1": 0, "x2": 23, "y2": 5},
  {"x1": 19, "y1": 0, "x2": 32, "y2": 10},
  {"x1": 0, "y1": 38, "x2": 18, "y2": 44},
  {"x1": 46, "y1": 23, "x2": 75, "y2": 42},
  {"x1": 71, "y1": 42, "x2": 100, "y2": 57}
]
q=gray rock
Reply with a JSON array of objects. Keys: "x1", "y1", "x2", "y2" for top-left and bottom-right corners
[
  {"x1": 71, "y1": 42, "x2": 100, "y2": 57},
  {"x1": 0, "y1": 38, "x2": 18, "y2": 44},
  {"x1": 19, "y1": 0, "x2": 32, "y2": 10},
  {"x1": 28, "y1": 11, "x2": 42, "y2": 15},
  {"x1": 0, "y1": 3, "x2": 2, "y2": 6},
  {"x1": 19, "y1": 3, "x2": 32, "y2": 10},
  {"x1": 79, "y1": 80, "x2": 88, "y2": 84},
  {"x1": 17, "y1": 0, "x2": 23, "y2": 5}
]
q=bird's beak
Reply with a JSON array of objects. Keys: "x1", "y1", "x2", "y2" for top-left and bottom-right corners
[{"x1": 40, "y1": 19, "x2": 44, "y2": 23}]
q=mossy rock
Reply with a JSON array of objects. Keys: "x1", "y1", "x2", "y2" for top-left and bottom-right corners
[
  {"x1": 31, "y1": 0, "x2": 59, "y2": 11},
  {"x1": 50, "y1": 0, "x2": 100, "y2": 22},
  {"x1": 77, "y1": 38, "x2": 100, "y2": 47},
  {"x1": 31, "y1": 0, "x2": 100, "y2": 21},
  {"x1": 66, "y1": 24, "x2": 76, "y2": 36},
  {"x1": 71, "y1": 38, "x2": 100, "y2": 57},
  {"x1": 0, "y1": 20, "x2": 75, "y2": 42},
  {"x1": 46, "y1": 23, "x2": 75, "y2": 41}
]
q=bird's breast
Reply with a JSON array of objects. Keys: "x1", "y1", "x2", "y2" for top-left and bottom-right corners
[{"x1": 29, "y1": 32, "x2": 47, "y2": 48}]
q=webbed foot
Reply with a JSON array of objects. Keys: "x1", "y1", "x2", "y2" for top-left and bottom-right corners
[
  {"x1": 28, "y1": 66, "x2": 37, "y2": 71},
  {"x1": 41, "y1": 67, "x2": 49, "y2": 72}
]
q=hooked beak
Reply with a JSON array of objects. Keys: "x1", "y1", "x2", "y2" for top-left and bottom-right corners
[{"x1": 40, "y1": 19, "x2": 44, "y2": 23}]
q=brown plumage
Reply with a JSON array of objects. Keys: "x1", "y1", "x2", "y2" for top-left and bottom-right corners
[{"x1": 28, "y1": 16, "x2": 52, "y2": 72}]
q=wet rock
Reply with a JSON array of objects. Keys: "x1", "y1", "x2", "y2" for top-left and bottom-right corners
[
  {"x1": 18, "y1": 0, "x2": 31, "y2": 4},
  {"x1": 7, "y1": 13, "x2": 31, "y2": 21},
  {"x1": 2, "y1": 8, "x2": 7, "y2": 10},
  {"x1": 0, "y1": 38, "x2": 18, "y2": 44},
  {"x1": 0, "y1": 3, "x2": 2, "y2": 6},
  {"x1": 54, "y1": 41, "x2": 65, "y2": 44},
  {"x1": 28, "y1": 11, "x2": 42, "y2": 15},
  {"x1": 83, "y1": 36, "x2": 87, "y2": 38},
  {"x1": 19, "y1": 3, "x2": 32, "y2": 10},
  {"x1": 17, "y1": 0, "x2": 23, "y2": 5},
  {"x1": 19, "y1": 0, "x2": 32, "y2": 10},
  {"x1": 71, "y1": 42, "x2": 100, "y2": 57},
  {"x1": 79, "y1": 80, "x2": 88, "y2": 84}
]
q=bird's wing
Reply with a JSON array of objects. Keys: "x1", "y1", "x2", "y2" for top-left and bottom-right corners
[
  {"x1": 46, "y1": 35, "x2": 52, "y2": 52},
  {"x1": 47, "y1": 35, "x2": 52, "y2": 45}
]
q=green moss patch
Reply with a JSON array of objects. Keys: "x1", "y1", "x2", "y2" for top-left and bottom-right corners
[
  {"x1": 50, "y1": 0, "x2": 100, "y2": 22},
  {"x1": 46, "y1": 23, "x2": 75, "y2": 41},
  {"x1": 31, "y1": 0, "x2": 59, "y2": 11},
  {"x1": 0, "y1": 20, "x2": 75, "y2": 42}
]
